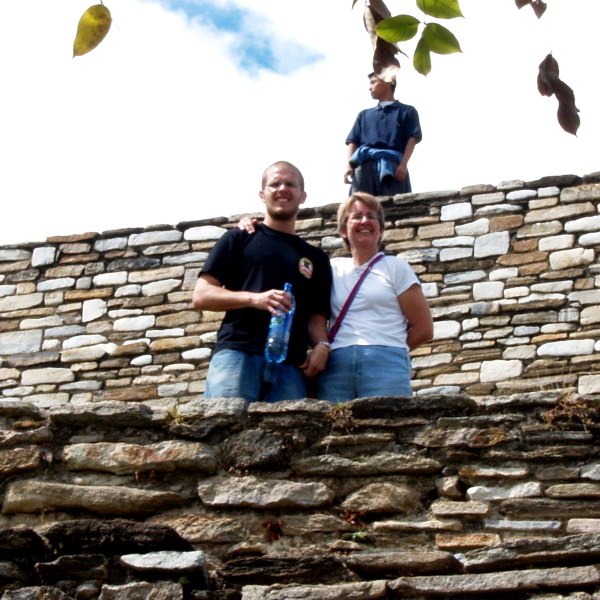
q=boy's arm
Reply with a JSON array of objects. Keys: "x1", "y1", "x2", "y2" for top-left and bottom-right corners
[
  {"x1": 344, "y1": 142, "x2": 358, "y2": 184},
  {"x1": 395, "y1": 136, "x2": 418, "y2": 182}
]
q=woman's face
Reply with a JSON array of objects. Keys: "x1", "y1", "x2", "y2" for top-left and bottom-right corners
[{"x1": 343, "y1": 200, "x2": 382, "y2": 250}]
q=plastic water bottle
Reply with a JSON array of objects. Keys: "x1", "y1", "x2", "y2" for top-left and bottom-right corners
[{"x1": 264, "y1": 283, "x2": 295, "y2": 363}]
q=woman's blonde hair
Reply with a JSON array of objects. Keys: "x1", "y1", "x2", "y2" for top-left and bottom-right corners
[{"x1": 337, "y1": 192, "x2": 386, "y2": 250}]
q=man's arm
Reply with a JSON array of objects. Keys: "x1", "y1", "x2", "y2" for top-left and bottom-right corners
[
  {"x1": 344, "y1": 142, "x2": 358, "y2": 184},
  {"x1": 395, "y1": 136, "x2": 418, "y2": 182},
  {"x1": 193, "y1": 273, "x2": 292, "y2": 316},
  {"x1": 299, "y1": 313, "x2": 330, "y2": 378}
]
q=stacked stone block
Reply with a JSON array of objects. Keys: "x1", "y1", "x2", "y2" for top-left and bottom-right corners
[
  {"x1": 2, "y1": 172, "x2": 600, "y2": 405},
  {"x1": 2, "y1": 393, "x2": 600, "y2": 598}
]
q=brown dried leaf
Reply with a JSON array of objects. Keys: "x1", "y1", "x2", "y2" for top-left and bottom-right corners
[
  {"x1": 532, "y1": 0, "x2": 547, "y2": 18},
  {"x1": 364, "y1": 0, "x2": 403, "y2": 81},
  {"x1": 515, "y1": 0, "x2": 531, "y2": 9},
  {"x1": 537, "y1": 54, "x2": 580, "y2": 136}
]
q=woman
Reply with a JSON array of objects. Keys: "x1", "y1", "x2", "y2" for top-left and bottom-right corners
[
  {"x1": 316, "y1": 192, "x2": 433, "y2": 401},
  {"x1": 237, "y1": 192, "x2": 433, "y2": 400}
]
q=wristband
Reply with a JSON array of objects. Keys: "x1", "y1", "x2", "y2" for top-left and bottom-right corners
[{"x1": 316, "y1": 341, "x2": 331, "y2": 351}]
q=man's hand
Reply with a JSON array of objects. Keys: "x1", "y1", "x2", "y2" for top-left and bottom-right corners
[
  {"x1": 236, "y1": 217, "x2": 258, "y2": 234},
  {"x1": 395, "y1": 163, "x2": 408, "y2": 182},
  {"x1": 299, "y1": 343, "x2": 330, "y2": 378},
  {"x1": 344, "y1": 166, "x2": 354, "y2": 184},
  {"x1": 251, "y1": 288, "x2": 293, "y2": 317}
]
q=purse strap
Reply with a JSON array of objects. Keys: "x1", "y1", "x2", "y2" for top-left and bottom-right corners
[{"x1": 328, "y1": 252, "x2": 385, "y2": 344}]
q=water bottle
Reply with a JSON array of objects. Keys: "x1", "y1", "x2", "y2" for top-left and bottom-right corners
[{"x1": 264, "y1": 283, "x2": 295, "y2": 363}]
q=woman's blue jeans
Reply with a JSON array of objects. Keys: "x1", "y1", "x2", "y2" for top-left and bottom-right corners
[{"x1": 316, "y1": 345, "x2": 412, "y2": 402}]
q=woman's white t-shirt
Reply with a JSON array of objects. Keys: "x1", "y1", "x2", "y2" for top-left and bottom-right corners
[{"x1": 329, "y1": 253, "x2": 420, "y2": 351}]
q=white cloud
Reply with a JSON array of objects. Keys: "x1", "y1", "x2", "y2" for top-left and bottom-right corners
[{"x1": 0, "y1": 0, "x2": 598, "y2": 245}]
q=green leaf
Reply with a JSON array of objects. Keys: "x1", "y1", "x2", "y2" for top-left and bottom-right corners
[
  {"x1": 413, "y1": 37, "x2": 431, "y2": 75},
  {"x1": 416, "y1": 0, "x2": 463, "y2": 19},
  {"x1": 376, "y1": 15, "x2": 420, "y2": 43},
  {"x1": 73, "y1": 4, "x2": 112, "y2": 57},
  {"x1": 422, "y1": 23, "x2": 462, "y2": 54}
]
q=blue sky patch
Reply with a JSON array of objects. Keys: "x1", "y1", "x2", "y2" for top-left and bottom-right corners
[{"x1": 153, "y1": 0, "x2": 323, "y2": 76}]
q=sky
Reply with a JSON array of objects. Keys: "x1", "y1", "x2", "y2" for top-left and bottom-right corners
[{"x1": 0, "y1": 0, "x2": 598, "y2": 245}]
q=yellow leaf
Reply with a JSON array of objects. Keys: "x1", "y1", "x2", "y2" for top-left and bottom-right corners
[{"x1": 73, "y1": 4, "x2": 112, "y2": 57}]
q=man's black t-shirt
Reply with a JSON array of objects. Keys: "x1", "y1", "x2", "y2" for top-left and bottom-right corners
[{"x1": 200, "y1": 224, "x2": 332, "y2": 366}]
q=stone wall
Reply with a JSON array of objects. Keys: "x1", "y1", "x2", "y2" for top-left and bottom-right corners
[
  {"x1": 2, "y1": 171, "x2": 600, "y2": 599},
  {"x1": 3, "y1": 392, "x2": 600, "y2": 599},
  {"x1": 1, "y1": 171, "x2": 600, "y2": 402}
]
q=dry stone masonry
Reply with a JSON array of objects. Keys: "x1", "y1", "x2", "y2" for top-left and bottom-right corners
[
  {"x1": 1, "y1": 171, "x2": 600, "y2": 599},
  {"x1": 1, "y1": 172, "x2": 600, "y2": 401}
]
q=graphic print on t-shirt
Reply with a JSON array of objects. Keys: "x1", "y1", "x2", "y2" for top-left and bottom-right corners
[{"x1": 299, "y1": 257, "x2": 314, "y2": 279}]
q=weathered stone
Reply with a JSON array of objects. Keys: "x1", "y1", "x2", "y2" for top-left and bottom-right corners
[
  {"x1": 501, "y1": 498, "x2": 600, "y2": 519},
  {"x1": 550, "y1": 248, "x2": 595, "y2": 270},
  {"x1": 413, "y1": 427, "x2": 508, "y2": 449},
  {"x1": 538, "y1": 339, "x2": 595, "y2": 357},
  {"x1": 484, "y1": 519, "x2": 561, "y2": 532},
  {"x1": 35, "y1": 554, "x2": 108, "y2": 585},
  {"x1": 128, "y1": 230, "x2": 182, "y2": 246},
  {"x1": 373, "y1": 519, "x2": 462, "y2": 533},
  {"x1": 436, "y1": 533, "x2": 501, "y2": 551},
  {"x1": 141, "y1": 279, "x2": 181, "y2": 296},
  {"x1": 467, "y1": 482, "x2": 541, "y2": 501},
  {"x1": 0, "y1": 293, "x2": 43, "y2": 313},
  {"x1": 462, "y1": 533, "x2": 600, "y2": 573},
  {"x1": 128, "y1": 266, "x2": 184, "y2": 284},
  {"x1": 431, "y1": 500, "x2": 489, "y2": 517},
  {"x1": 113, "y1": 315, "x2": 156, "y2": 331},
  {"x1": 525, "y1": 202, "x2": 596, "y2": 223},
  {"x1": 149, "y1": 513, "x2": 247, "y2": 543},
  {"x1": 441, "y1": 202, "x2": 473, "y2": 222},
  {"x1": 49, "y1": 401, "x2": 165, "y2": 428},
  {"x1": 456, "y1": 218, "x2": 489, "y2": 236},
  {"x1": 389, "y1": 566, "x2": 600, "y2": 595},
  {"x1": 291, "y1": 452, "x2": 441, "y2": 477},
  {"x1": 0, "y1": 330, "x2": 42, "y2": 355},
  {"x1": 120, "y1": 550, "x2": 208, "y2": 586},
  {"x1": 517, "y1": 221, "x2": 564, "y2": 238},
  {"x1": 474, "y1": 231, "x2": 510, "y2": 258},
  {"x1": 341, "y1": 482, "x2": 421, "y2": 514},
  {"x1": 344, "y1": 553, "x2": 461, "y2": 581},
  {"x1": 241, "y1": 581, "x2": 387, "y2": 600},
  {"x1": 2, "y1": 480, "x2": 183, "y2": 516},
  {"x1": 63, "y1": 440, "x2": 217, "y2": 475},
  {"x1": 222, "y1": 429, "x2": 287, "y2": 471},
  {"x1": 184, "y1": 225, "x2": 228, "y2": 241},
  {"x1": 61, "y1": 344, "x2": 114, "y2": 363},
  {"x1": 546, "y1": 483, "x2": 600, "y2": 499},
  {"x1": 0, "y1": 446, "x2": 42, "y2": 475},
  {"x1": 198, "y1": 476, "x2": 334, "y2": 509},
  {"x1": 480, "y1": 359, "x2": 523, "y2": 382},
  {"x1": 472, "y1": 192, "x2": 505, "y2": 205},
  {"x1": 1, "y1": 586, "x2": 74, "y2": 599},
  {"x1": 98, "y1": 581, "x2": 183, "y2": 600},
  {"x1": 149, "y1": 337, "x2": 199, "y2": 352},
  {"x1": 43, "y1": 519, "x2": 192, "y2": 555}
]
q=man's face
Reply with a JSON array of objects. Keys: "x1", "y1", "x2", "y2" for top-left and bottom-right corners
[
  {"x1": 369, "y1": 76, "x2": 391, "y2": 100},
  {"x1": 259, "y1": 166, "x2": 306, "y2": 221}
]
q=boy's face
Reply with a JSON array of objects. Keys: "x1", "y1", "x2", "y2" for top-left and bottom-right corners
[{"x1": 369, "y1": 76, "x2": 392, "y2": 100}]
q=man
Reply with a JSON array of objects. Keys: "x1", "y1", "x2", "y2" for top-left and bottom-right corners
[
  {"x1": 344, "y1": 72, "x2": 422, "y2": 196},
  {"x1": 193, "y1": 161, "x2": 332, "y2": 403}
]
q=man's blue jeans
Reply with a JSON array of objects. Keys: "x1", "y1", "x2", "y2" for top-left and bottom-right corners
[
  {"x1": 316, "y1": 345, "x2": 412, "y2": 402},
  {"x1": 204, "y1": 349, "x2": 307, "y2": 403}
]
